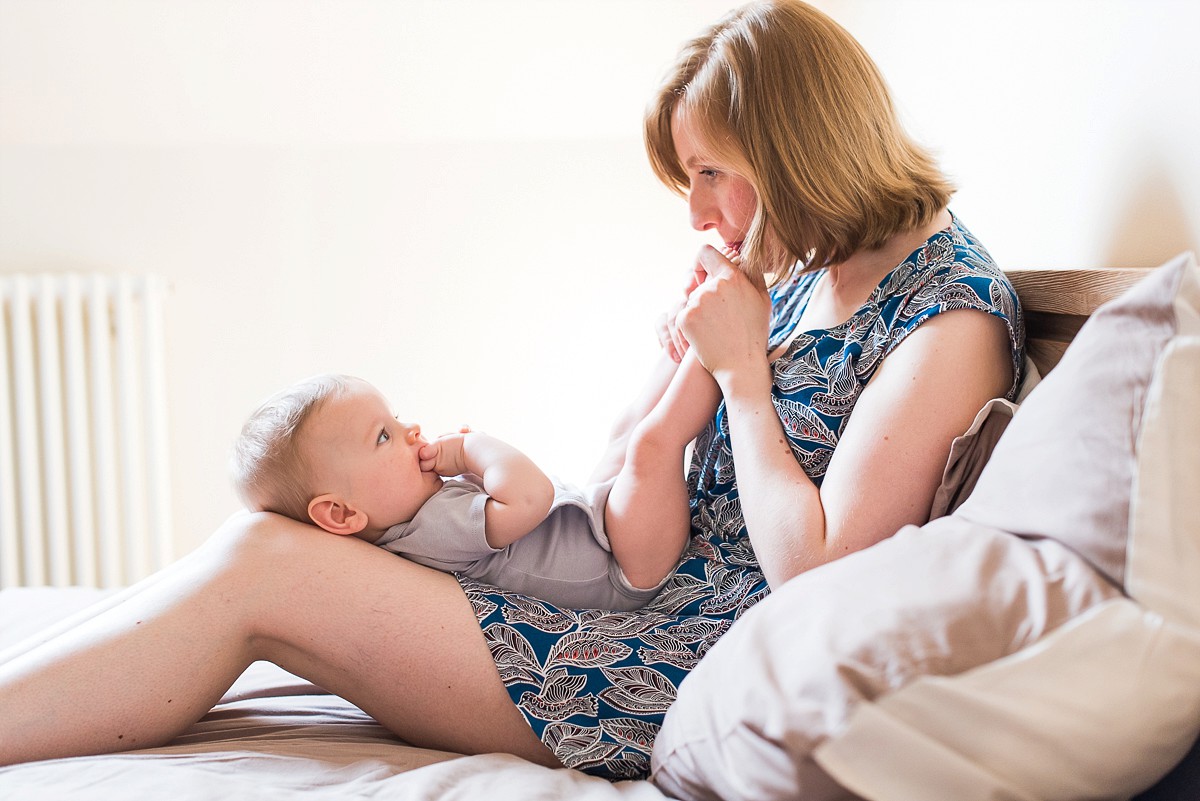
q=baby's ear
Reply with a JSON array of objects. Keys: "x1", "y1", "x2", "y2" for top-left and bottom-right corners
[{"x1": 307, "y1": 494, "x2": 369, "y2": 536}]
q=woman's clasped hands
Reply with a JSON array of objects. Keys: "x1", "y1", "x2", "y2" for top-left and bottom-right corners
[{"x1": 661, "y1": 245, "x2": 773, "y2": 387}]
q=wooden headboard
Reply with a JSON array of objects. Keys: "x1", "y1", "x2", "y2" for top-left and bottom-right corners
[{"x1": 1005, "y1": 267, "x2": 1150, "y2": 375}]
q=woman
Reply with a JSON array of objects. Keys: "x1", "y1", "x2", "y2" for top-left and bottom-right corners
[{"x1": 0, "y1": 0, "x2": 1021, "y2": 780}]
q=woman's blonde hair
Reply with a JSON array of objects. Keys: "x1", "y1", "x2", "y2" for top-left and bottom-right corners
[
  {"x1": 230, "y1": 373, "x2": 353, "y2": 523},
  {"x1": 645, "y1": 0, "x2": 953, "y2": 285}
]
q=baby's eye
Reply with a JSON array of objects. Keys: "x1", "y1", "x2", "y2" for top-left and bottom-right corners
[{"x1": 377, "y1": 428, "x2": 390, "y2": 445}]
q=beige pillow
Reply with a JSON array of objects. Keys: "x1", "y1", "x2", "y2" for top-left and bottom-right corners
[
  {"x1": 650, "y1": 253, "x2": 1200, "y2": 801},
  {"x1": 954, "y1": 254, "x2": 1195, "y2": 589},
  {"x1": 929, "y1": 356, "x2": 1040, "y2": 520},
  {"x1": 929, "y1": 397, "x2": 1017, "y2": 520}
]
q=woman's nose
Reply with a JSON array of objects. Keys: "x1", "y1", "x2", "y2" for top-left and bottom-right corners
[{"x1": 688, "y1": 188, "x2": 718, "y2": 233}]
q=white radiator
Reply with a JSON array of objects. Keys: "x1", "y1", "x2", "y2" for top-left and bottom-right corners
[{"x1": 0, "y1": 273, "x2": 172, "y2": 588}]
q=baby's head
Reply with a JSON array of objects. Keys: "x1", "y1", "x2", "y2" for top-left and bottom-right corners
[
  {"x1": 232, "y1": 374, "x2": 440, "y2": 540},
  {"x1": 231, "y1": 373, "x2": 353, "y2": 524}
]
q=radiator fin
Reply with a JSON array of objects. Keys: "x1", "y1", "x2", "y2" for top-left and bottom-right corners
[{"x1": 1, "y1": 273, "x2": 172, "y2": 588}]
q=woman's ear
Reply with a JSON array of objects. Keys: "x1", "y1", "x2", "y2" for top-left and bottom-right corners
[{"x1": 307, "y1": 494, "x2": 368, "y2": 536}]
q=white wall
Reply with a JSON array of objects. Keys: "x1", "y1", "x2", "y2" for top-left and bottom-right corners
[
  {"x1": 2, "y1": 0, "x2": 1197, "y2": 557},
  {"x1": 842, "y1": 0, "x2": 1200, "y2": 271}
]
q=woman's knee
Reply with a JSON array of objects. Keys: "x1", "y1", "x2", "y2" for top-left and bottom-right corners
[{"x1": 204, "y1": 510, "x2": 323, "y2": 578}]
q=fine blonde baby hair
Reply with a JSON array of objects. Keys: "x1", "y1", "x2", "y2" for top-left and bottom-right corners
[
  {"x1": 230, "y1": 373, "x2": 355, "y2": 523},
  {"x1": 644, "y1": 0, "x2": 954, "y2": 285}
]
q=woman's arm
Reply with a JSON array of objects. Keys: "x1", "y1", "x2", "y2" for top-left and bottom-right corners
[
  {"x1": 725, "y1": 310, "x2": 1011, "y2": 588},
  {"x1": 421, "y1": 433, "x2": 554, "y2": 548},
  {"x1": 681, "y1": 248, "x2": 1012, "y2": 588}
]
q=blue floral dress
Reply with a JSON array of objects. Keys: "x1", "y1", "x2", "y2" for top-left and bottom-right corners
[{"x1": 458, "y1": 214, "x2": 1023, "y2": 779}]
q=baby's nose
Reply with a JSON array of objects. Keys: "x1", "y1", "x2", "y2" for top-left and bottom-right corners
[{"x1": 405, "y1": 424, "x2": 422, "y2": 445}]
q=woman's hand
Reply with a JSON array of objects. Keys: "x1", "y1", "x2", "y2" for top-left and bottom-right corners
[
  {"x1": 677, "y1": 245, "x2": 772, "y2": 385},
  {"x1": 656, "y1": 246, "x2": 749, "y2": 363}
]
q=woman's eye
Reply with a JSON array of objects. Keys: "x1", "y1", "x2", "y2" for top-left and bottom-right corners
[
  {"x1": 699, "y1": 168, "x2": 718, "y2": 179},
  {"x1": 377, "y1": 429, "x2": 390, "y2": 445}
]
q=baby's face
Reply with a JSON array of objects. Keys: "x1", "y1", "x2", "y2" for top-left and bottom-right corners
[{"x1": 302, "y1": 380, "x2": 441, "y2": 535}]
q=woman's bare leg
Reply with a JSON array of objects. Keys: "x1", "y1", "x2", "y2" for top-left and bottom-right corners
[
  {"x1": 0, "y1": 542, "x2": 202, "y2": 668},
  {"x1": 605, "y1": 350, "x2": 721, "y2": 589},
  {"x1": 0, "y1": 513, "x2": 557, "y2": 767}
]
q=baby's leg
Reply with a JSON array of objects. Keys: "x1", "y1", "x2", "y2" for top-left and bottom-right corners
[
  {"x1": 604, "y1": 350, "x2": 720, "y2": 590},
  {"x1": 587, "y1": 351, "x2": 680, "y2": 486}
]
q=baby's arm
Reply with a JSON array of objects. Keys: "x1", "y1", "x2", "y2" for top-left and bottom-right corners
[{"x1": 420, "y1": 433, "x2": 554, "y2": 549}]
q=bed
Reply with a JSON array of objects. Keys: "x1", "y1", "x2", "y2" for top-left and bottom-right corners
[{"x1": 1, "y1": 255, "x2": 1197, "y2": 801}]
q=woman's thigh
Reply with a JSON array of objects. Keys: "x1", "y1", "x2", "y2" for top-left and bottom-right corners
[
  {"x1": 218, "y1": 514, "x2": 559, "y2": 765},
  {"x1": 0, "y1": 513, "x2": 558, "y2": 767}
]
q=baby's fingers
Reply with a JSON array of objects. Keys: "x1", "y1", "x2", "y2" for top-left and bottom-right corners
[
  {"x1": 418, "y1": 443, "x2": 439, "y2": 472},
  {"x1": 655, "y1": 312, "x2": 683, "y2": 362}
]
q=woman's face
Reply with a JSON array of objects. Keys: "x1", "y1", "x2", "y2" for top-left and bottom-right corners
[{"x1": 671, "y1": 107, "x2": 758, "y2": 252}]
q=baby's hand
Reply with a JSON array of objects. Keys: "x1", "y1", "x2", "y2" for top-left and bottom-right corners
[{"x1": 419, "y1": 432, "x2": 470, "y2": 477}]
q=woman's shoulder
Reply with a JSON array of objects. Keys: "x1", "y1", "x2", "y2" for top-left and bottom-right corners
[
  {"x1": 879, "y1": 213, "x2": 1026, "y2": 397},
  {"x1": 883, "y1": 214, "x2": 1018, "y2": 314}
]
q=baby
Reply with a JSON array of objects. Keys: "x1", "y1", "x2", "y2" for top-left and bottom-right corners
[{"x1": 231, "y1": 356, "x2": 717, "y2": 611}]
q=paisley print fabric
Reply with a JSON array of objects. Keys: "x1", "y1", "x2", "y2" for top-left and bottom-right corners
[{"x1": 460, "y1": 214, "x2": 1023, "y2": 780}]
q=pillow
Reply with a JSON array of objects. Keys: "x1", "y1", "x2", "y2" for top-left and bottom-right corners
[
  {"x1": 1127, "y1": 277, "x2": 1200, "y2": 801},
  {"x1": 928, "y1": 397, "x2": 1017, "y2": 520},
  {"x1": 952, "y1": 254, "x2": 1195, "y2": 589},
  {"x1": 928, "y1": 356, "x2": 1039, "y2": 521},
  {"x1": 651, "y1": 253, "x2": 1200, "y2": 801},
  {"x1": 650, "y1": 525, "x2": 1131, "y2": 801}
]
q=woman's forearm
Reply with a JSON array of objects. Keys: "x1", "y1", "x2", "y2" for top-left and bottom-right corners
[
  {"x1": 715, "y1": 365, "x2": 828, "y2": 589},
  {"x1": 683, "y1": 248, "x2": 833, "y2": 586}
]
